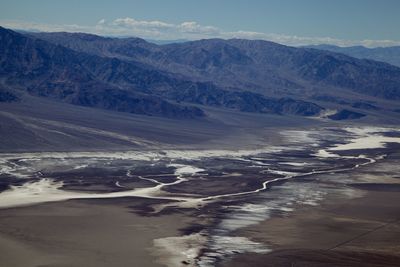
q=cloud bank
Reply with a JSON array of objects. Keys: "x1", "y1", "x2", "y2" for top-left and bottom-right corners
[{"x1": 1, "y1": 18, "x2": 399, "y2": 48}]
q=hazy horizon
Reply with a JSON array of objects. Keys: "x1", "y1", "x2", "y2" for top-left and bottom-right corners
[{"x1": 1, "y1": 0, "x2": 400, "y2": 47}]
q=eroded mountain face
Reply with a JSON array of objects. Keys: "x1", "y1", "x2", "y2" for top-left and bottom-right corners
[{"x1": 1, "y1": 26, "x2": 400, "y2": 121}]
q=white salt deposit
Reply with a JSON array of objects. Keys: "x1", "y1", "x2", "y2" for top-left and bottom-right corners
[
  {"x1": 330, "y1": 135, "x2": 400, "y2": 151},
  {"x1": 280, "y1": 162, "x2": 309, "y2": 166},
  {"x1": 168, "y1": 164, "x2": 205, "y2": 175},
  {"x1": 153, "y1": 233, "x2": 207, "y2": 267},
  {"x1": 313, "y1": 127, "x2": 400, "y2": 158}
]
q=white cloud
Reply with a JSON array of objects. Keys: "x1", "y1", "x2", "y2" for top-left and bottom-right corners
[
  {"x1": 179, "y1": 21, "x2": 219, "y2": 35},
  {"x1": 112, "y1": 17, "x2": 173, "y2": 29},
  {"x1": 1, "y1": 18, "x2": 399, "y2": 48},
  {"x1": 97, "y1": 19, "x2": 106, "y2": 25}
]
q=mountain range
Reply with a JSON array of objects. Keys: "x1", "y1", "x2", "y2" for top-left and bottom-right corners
[
  {"x1": 1, "y1": 26, "x2": 400, "y2": 122},
  {"x1": 305, "y1": 44, "x2": 400, "y2": 68}
]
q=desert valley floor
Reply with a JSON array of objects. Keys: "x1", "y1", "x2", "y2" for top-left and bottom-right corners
[{"x1": 0, "y1": 126, "x2": 400, "y2": 267}]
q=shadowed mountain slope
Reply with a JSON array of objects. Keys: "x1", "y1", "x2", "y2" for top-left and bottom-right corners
[
  {"x1": 31, "y1": 32, "x2": 400, "y2": 101},
  {"x1": 1, "y1": 27, "x2": 325, "y2": 118}
]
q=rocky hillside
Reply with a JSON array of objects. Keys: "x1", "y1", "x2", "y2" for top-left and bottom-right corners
[
  {"x1": 2, "y1": 27, "x2": 400, "y2": 120},
  {"x1": 32, "y1": 31, "x2": 400, "y2": 101},
  {"x1": 1, "y1": 27, "x2": 325, "y2": 118}
]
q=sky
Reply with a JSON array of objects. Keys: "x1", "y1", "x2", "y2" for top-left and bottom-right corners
[{"x1": 1, "y1": 0, "x2": 400, "y2": 47}]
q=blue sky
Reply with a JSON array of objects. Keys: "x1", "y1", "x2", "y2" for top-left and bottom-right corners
[{"x1": 1, "y1": 0, "x2": 399, "y2": 47}]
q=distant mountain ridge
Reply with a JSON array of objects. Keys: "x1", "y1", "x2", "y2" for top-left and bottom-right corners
[
  {"x1": 1, "y1": 26, "x2": 400, "y2": 121},
  {"x1": 305, "y1": 44, "x2": 400, "y2": 68},
  {"x1": 0, "y1": 27, "x2": 324, "y2": 118},
  {"x1": 30, "y1": 31, "x2": 400, "y2": 101}
]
